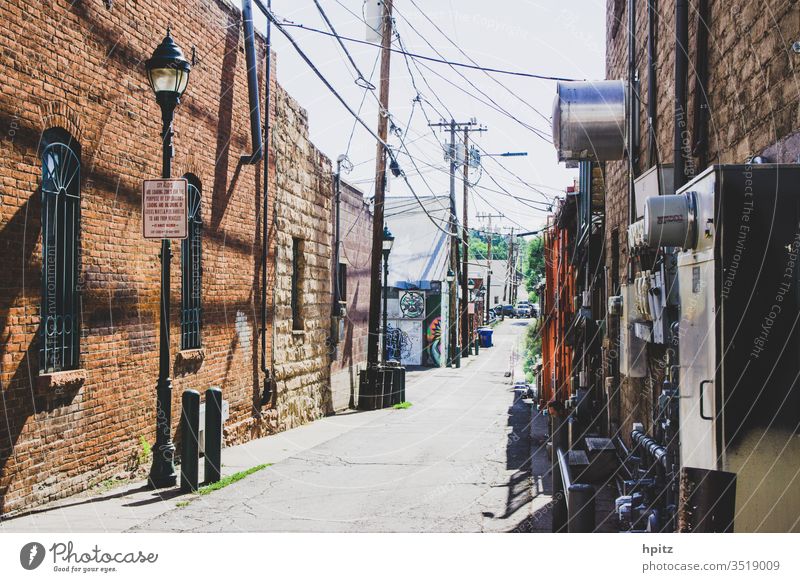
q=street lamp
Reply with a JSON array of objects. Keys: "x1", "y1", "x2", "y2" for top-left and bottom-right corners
[
  {"x1": 445, "y1": 268, "x2": 456, "y2": 366},
  {"x1": 466, "y1": 279, "x2": 476, "y2": 354},
  {"x1": 145, "y1": 27, "x2": 191, "y2": 489},
  {"x1": 381, "y1": 224, "x2": 394, "y2": 362}
]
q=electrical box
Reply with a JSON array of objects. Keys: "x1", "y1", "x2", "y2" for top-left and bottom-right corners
[
  {"x1": 675, "y1": 164, "x2": 800, "y2": 532},
  {"x1": 634, "y1": 164, "x2": 674, "y2": 220},
  {"x1": 619, "y1": 283, "x2": 647, "y2": 378}
]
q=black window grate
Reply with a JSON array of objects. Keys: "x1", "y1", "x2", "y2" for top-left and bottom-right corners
[
  {"x1": 181, "y1": 177, "x2": 202, "y2": 349},
  {"x1": 291, "y1": 238, "x2": 303, "y2": 330},
  {"x1": 40, "y1": 130, "x2": 81, "y2": 373}
]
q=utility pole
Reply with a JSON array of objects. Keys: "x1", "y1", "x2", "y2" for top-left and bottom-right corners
[
  {"x1": 460, "y1": 125, "x2": 486, "y2": 358},
  {"x1": 430, "y1": 118, "x2": 482, "y2": 367},
  {"x1": 477, "y1": 212, "x2": 503, "y2": 322},
  {"x1": 504, "y1": 228, "x2": 514, "y2": 304},
  {"x1": 364, "y1": 0, "x2": 393, "y2": 406}
]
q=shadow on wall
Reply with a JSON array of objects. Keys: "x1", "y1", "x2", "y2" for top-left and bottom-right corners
[
  {"x1": 344, "y1": 281, "x2": 360, "y2": 410},
  {"x1": 0, "y1": 194, "x2": 81, "y2": 515},
  {"x1": 211, "y1": 11, "x2": 241, "y2": 232}
]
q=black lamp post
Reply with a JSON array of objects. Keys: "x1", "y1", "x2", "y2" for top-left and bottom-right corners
[
  {"x1": 381, "y1": 224, "x2": 394, "y2": 362},
  {"x1": 145, "y1": 28, "x2": 191, "y2": 489},
  {"x1": 446, "y1": 268, "x2": 455, "y2": 366},
  {"x1": 467, "y1": 279, "x2": 475, "y2": 354}
]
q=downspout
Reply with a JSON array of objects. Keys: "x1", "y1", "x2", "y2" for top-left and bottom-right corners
[
  {"x1": 247, "y1": 0, "x2": 273, "y2": 402},
  {"x1": 627, "y1": 0, "x2": 638, "y2": 227},
  {"x1": 647, "y1": 1, "x2": 658, "y2": 167},
  {"x1": 674, "y1": 0, "x2": 690, "y2": 190},
  {"x1": 627, "y1": 0, "x2": 638, "y2": 285},
  {"x1": 692, "y1": 0, "x2": 710, "y2": 171},
  {"x1": 241, "y1": 0, "x2": 263, "y2": 165},
  {"x1": 333, "y1": 156, "x2": 343, "y2": 314}
]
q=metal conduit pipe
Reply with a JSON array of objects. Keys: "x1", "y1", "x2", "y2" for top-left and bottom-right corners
[
  {"x1": 631, "y1": 428, "x2": 669, "y2": 472},
  {"x1": 241, "y1": 0, "x2": 263, "y2": 165},
  {"x1": 674, "y1": 0, "x2": 690, "y2": 190},
  {"x1": 647, "y1": 0, "x2": 658, "y2": 166},
  {"x1": 251, "y1": 0, "x2": 273, "y2": 399},
  {"x1": 627, "y1": 0, "x2": 638, "y2": 225}
]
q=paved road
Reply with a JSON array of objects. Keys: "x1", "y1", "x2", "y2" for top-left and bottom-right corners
[{"x1": 132, "y1": 319, "x2": 551, "y2": 533}]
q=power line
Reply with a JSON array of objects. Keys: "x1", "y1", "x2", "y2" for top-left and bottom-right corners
[
  {"x1": 390, "y1": 8, "x2": 552, "y2": 143},
  {"x1": 404, "y1": 0, "x2": 554, "y2": 125},
  {"x1": 277, "y1": 20, "x2": 581, "y2": 82},
  {"x1": 264, "y1": 6, "x2": 456, "y2": 239},
  {"x1": 312, "y1": 0, "x2": 375, "y2": 90}
]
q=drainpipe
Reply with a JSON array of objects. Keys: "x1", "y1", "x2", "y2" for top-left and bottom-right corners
[
  {"x1": 627, "y1": 0, "x2": 639, "y2": 226},
  {"x1": 250, "y1": 0, "x2": 273, "y2": 402},
  {"x1": 674, "y1": 0, "x2": 690, "y2": 190},
  {"x1": 241, "y1": 0, "x2": 263, "y2": 165},
  {"x1": 333, "y1": 156, "x2": 344, "y2": 314},
  {"x1": 647, "y1": 1, "x2": 658, "y2": 167}
]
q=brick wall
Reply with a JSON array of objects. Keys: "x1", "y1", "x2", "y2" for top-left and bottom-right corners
[
  {"x1": 0, "y1": 0, "x2": 333, "y2": 515},
  {"x1": 329, "y1": 180, "x2": 372, "y2": 412},
  {"x1": 604, "y1": 0, "x2": 800, "y2": 438}
]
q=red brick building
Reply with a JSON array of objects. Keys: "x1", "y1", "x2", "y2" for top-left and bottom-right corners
[
  {"x1": 0, "y1": 0, "x2": 336, "y2": 515},
  {"x1": 329, "y1": 180, "x2": 373, "y2": 411}
]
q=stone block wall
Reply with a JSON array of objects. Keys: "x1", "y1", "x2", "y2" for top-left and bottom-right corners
[{"x1": 269, "y1": 85, "x2": 334, "y2": 428}]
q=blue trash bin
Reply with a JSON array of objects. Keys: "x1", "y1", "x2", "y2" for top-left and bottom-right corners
[{"x1": 478, "y1": 328, "x2": 493, "y2": 348}]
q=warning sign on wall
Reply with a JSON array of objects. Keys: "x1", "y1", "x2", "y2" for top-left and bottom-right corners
[{"x1": 142, "y1": 179, "x2": 188, "y2": 239}]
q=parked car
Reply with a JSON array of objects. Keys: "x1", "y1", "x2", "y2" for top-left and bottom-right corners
[
  {"x1": 500, "y1": 304, "x2": 516, "y2": 318},
  {"x1": 516, "y1": 302, "x2": 532, "y2": 318}
]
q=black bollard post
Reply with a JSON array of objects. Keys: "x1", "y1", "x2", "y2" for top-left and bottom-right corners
[
  {"x1": 180, "y1": 390, "x2": 200, "y2": 492},
  {"x1": 204, "y1": 386, "x2": 223, "y2": 484},
  {"x1": 568, "y1": 483, "x2": 597, "y2": 533}
]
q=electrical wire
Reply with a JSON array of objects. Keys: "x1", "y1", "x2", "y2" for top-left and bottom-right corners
[
  {"x1": 404, "y1": 0, "x2": 554, "y2": 125},
  {"x1": 278, "y1": 20, "x2": 582, "y2": 82},
  {"x1": 390, "y1": 7, "x2": 552, "y2": 143},
  {"x1": 265, "y1": 7, "x2": 457, "y2": 239},
  {"x1": 312, "y1": 0, "x2": 375, "y2": 89}
]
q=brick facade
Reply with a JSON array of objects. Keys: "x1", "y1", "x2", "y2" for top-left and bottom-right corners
[
  {"x1": 604, "y1": 0, "x2": 800, "y2": 437},
  {"x1": 329, "y1": 180, "x2": 372, "y2": 412},
  {"x1": 0, "y1": 0, "x2": 333, "y2": 515}
]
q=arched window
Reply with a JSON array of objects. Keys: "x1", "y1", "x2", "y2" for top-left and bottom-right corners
[
  {"x1": 181, "y1": 174, "x2": 202, "y2": 349},
  {"x1": 40, "y1": 128, "x2": 81, "y2": 373}
]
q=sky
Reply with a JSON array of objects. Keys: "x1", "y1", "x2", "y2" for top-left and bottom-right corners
[{"x1": 241, "y1": 0, "x2": 606, "y2": 233}]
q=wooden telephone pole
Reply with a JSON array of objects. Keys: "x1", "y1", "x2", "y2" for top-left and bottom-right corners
[
  {"x1": 477, "y1": 212, "x2": 503, "y2": 322},
  {"x1": 364, "y1": 0, "x2": 393, "y2": 405},
  {"x1": 460, "y1": 125, "x2": 486, "y2": 357},
  {"x1": 429, "y1": 119, "x2": 484, "y2": 367}
]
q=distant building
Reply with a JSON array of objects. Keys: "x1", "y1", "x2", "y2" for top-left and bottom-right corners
[{"x1": 384, "y1": 196, "x2": 454, "y2": 367}]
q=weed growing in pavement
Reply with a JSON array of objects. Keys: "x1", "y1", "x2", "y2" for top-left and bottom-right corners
[
  {"x1": 393, "y1": 401, "x2": 413, "y2": 409},
  {"x1": 197, "y1": 464, "x2": 271, "y2": 495},
  {"x1": 138, "y1": 436, "x2": 151, "y2": 466}
]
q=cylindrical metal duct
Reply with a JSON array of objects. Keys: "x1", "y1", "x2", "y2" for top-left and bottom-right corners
[
  {"x1": 553, "y1": 80, "x2": 626, "y2": 162},
  {"x1": 643, "y1": 192, "x2": 697, "y2": 249}
]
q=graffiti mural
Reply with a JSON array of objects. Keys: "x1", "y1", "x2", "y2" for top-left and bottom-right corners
[
  {"x1": 399, "y1": 291, "x2": 425, "y2": 318},
  {"x1": 423, "y1": 292, "x2": 444, "y2": 367},
  {"x1": 425, "y1": 316, "x2": 443, "y2": 367},
  {"x1": 386, "y1": 320, "x2": 422, "y2": 365},
  {"x1": 385, "y1": 323, "x2": 412, "y2": 361}
]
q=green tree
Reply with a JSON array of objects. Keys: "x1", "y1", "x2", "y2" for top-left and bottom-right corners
[
  {"x1": 523, "y1": 236, "x2": 544, "y2": 302},
  {"x1": 468, "y1": 229, "x2": 508, "y2": 260}
]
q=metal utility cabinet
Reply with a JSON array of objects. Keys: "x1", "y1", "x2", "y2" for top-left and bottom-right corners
[{"x1": 669, "y1": 165, "x2": 800, "y2": 532}]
